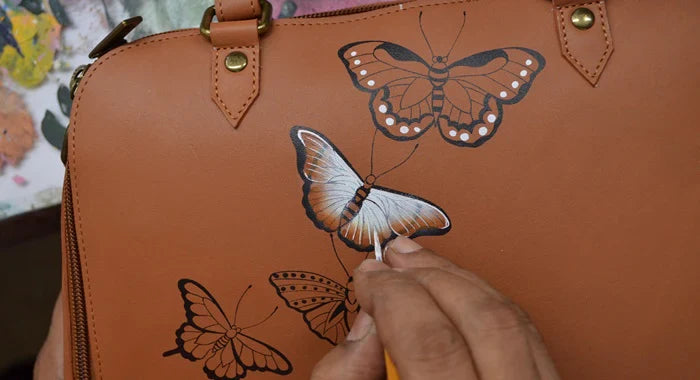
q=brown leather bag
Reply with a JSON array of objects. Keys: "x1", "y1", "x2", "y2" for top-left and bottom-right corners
[{"x1": 60, "y1": 0, "x2": 700, "y2": 379}]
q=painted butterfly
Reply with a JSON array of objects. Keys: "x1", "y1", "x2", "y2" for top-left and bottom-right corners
[
  {"x1": 163, "y1": 279, "x2": 293, "y2": 380},
  {"x1": 338, "y1": 12, "x2": 545, "y2": 147},
  {"x1": 270, "y1": 271, "x2": 358, "y2": 345},
  {"x1": 291, "y1": 126, "x2": 451, "y2": 252}
]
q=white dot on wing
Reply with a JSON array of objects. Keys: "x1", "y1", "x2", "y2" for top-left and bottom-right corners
[
  {"x1": 414, "y1": 127, "x2": 421, "y2": 132},
  {"x1": 511, "y1": 81, "x2": 519, "y2": 89},
  {"x1": 449, "y1": 130, "x2": 457, "y2": 137},
  {"x1": 400, "y1": 126, "x2": 409, "y2": 134},
  {"x1": 479, "y1": 127, "x2": 488, "y2": 136},
  {"x1": 354, "y1": 59, "x2": 361, "y2": 65},
  {"x1": 520, "y1": 70, "x2": 527, "y2": 77},
  {"x1": 378, "y1": 104, "x2": 387, "y2": 113},
  {"x1": 500, "y1": 91, "x2": 507, "y2": 98},
  {"x1": 386, "y1": 117, "x2": 395, "y2": 126},
  {"x1": 526, "y1": 59, "x2": 533, "y2": 66},
  {"x1": 351, "y1": 51, "x2": 357, "y2": 57},
  {"x1": 487, "y1": 114, "x2": 496, "y2": 123},
  {"x1": 460, "y1": 133, "x2": 469, "y2": 142},
  {"x1": 368, "y1": 80, "x2": 375, "y2": 86},
  {"x1": 360, "y1": 70, "x2": 367, "y2": 76}
]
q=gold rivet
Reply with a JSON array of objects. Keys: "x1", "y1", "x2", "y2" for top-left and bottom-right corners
[
  {"x1": 571, "y1": 7, "x2": 595, "y2": 30},
  {"x1": 225, "y1": 52, "x2": 248, "y2": 72}
]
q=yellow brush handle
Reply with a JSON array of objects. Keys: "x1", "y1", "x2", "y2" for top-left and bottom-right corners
[{"x1": 385, "y1": 351, "x2": 399, "y2": 380}]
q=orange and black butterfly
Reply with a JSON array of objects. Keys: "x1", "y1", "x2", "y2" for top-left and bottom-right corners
[
  {"x1": 163, "y1": 279, "x2": 292, "y2": 380},
  {"x1": 269, "y1": 271, "x2": 359, "y2": 345},
  {"x1": 339, "y1": 12, "x2": 545, "y2": 147}
]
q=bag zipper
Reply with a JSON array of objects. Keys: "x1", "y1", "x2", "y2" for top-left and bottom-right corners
[
  {"x1": 64, "y1": 2, "x2": 417, "y2": 378},
  {"x1": 64, "y1": 167, "x2": 91, "y2": 380},
  {"x1": 291, "y1": 0, "x2": 413, "y2": 18}
]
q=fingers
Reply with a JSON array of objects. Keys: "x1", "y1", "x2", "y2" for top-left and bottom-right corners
[
  {"x1": 34, "y1": 291, "x2": 64, "y2": 380},
  {"x1": 353, "y1": 260, "x2": 479, "y2": 380},
  {"x1": 385, "y1": 237, "x2": 560, "y2": 380},
  {"x1": 310, "y1": 311, "x2": 385, "y2": 380}
]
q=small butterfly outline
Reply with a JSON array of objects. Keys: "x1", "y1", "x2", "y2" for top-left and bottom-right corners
[
  {"x1": 338, "y1": 11, "x2": 545, "y2": 147},
  {"x1": 163, "y1": 279, "x2": 293, "y2": 380}
]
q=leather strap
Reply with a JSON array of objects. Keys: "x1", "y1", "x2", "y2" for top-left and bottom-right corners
[
  {"x1": 216, "y1": 0, "x2": 262, "y2": 22},
  {"x1": 209, "y1": 19, "x2": 260, "y2": 129},
  {"x1": 553, "y1": 0, "x2": 614, "y2": 86}
]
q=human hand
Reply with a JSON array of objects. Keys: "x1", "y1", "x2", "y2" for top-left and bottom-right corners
[{"x1": 311, "y1": 236, "x2": 560, "y2": 380}]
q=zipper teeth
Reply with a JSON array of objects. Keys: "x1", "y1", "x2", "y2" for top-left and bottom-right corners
[
  {"x1": 64, "y1": 170, "x2": 91, "y2": 380},
  {"x1": 291, "y1": 0, "x2": 408, "y2": 18}
]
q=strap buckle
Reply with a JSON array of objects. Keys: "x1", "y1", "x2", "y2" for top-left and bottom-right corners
[{"x1": 200, "y1": 0, "x2": 272, "y2": 41}]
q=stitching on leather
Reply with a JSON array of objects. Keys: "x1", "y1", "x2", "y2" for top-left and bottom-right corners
[
  {"x1": 213, "y1": 46, "x2": 257, "y2": 126},
  {"x1": 69, "y1": 31, "x2": 199, "y2": 378},
  {"x1": 275, "y1": 0, "x2": 476, "y2": 26},
  {"x1": 557, "y1": 1, "x2": 611, "y2": 80},
  {"x1": 250, "y1": 0, "x2": 255, "y2": 18},
  {"x1": 217, "y1": 0, "x2": 225, "y2": 21}
]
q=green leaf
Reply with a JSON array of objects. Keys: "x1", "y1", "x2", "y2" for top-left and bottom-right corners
[
  {"x1": 41, "y1": 110, "x2": 67, "y2": 150},
  {"x1": 49, "y1": 0, "x2": 71, "y2": 26},
  {"x1": 57, "y1": 84, "x2": 72, "y2": 117}
]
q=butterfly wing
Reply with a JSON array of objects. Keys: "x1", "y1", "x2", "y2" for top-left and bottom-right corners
[
  {"x1": 269, "y1": 271, "x2": 351, "y2": 345},
  {"x1": 172, "y1": 279, "x2": 232, "y2": 362},
  {"x1": 339, "y1": 41, "x2": 435, "y2": 140},
  {"x1": 437, "y1": 47, "x2": 545, "y2": 147},
  {"x1": 338, "y1": 187, "x2": 451, "y2": 251},
  {"x1": 291, "y1": 126, "x2": 362, "y2": 233}
]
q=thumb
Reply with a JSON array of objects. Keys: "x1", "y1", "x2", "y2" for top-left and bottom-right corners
[{"x1": 311, "y1": 311, "x2": 385, "y2": 380}]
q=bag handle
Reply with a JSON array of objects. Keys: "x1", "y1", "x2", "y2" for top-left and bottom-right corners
[
  {"x1": 551, "y1": 0, "x2": 614, "y2": 86},
  {"x1": 215, "y1": 0, "x2": 262, "y2": 22}
]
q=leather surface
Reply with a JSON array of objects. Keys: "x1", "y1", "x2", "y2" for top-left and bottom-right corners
[
  {"x1": 217, "y1": 0, "x2": 262, "y2": 22},
  {"x1": 554, "y1": 0, "x2": 613, "y2": 85},
  {"x1": 63, "y1": 0, "x2": 700, "y2": 379}
]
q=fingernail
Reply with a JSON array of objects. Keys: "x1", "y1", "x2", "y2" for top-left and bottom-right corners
[
  {"x1": 357, "y1": 259, "x2": 386, "y2": 272},
  {"x1": 346, "y1": 311, "x2": 373, "y2": 341},
  {"x1": 388, "y1": 236, "x2": 422, "y2": 254}
]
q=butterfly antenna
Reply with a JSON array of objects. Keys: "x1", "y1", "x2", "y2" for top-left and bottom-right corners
[
  {"x1": 418, "y1": 12, "x2": 435, "y2": 57},
  {"x1": 369, "y1": 129, "x2": 379, "y2": 175},
  {"x1": 241, "y1": 306, "x2": 279, "y2": 330},
  {"x1": 375, "y1": 144, "x2": 420, "y2": 179},
  {"x1": 233, "y1": 285, "x2": 253, "y2": 325},
  {"x1": 330, "y1": 234, "x2": 350, "y2": 277},
  {"x1": 446, "y1": 11, "x2": 467, "y2": 59}
]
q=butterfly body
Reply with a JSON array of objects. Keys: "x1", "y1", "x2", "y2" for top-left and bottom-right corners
[{"x1": 340, "y1": 175, "x2": 376, "y2": 228}]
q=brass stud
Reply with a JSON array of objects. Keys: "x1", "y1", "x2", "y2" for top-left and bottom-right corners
[
  {"x1": 571, "y1": 7, "x2": 595, "y2": 30},
  {"x1": 225, "y1": 52, "x2": 248, "y2": 72}
]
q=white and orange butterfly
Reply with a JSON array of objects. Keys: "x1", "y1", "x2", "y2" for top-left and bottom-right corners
[
  {"x1": 163, "y1": 279, "x2": 292, "y2": 380},
  {"x1": 339, "y1": 12, "x2": 545, "y2": 147},
  {"x1": 291, "y1": 126, "x2": 451, "y2": 252}
]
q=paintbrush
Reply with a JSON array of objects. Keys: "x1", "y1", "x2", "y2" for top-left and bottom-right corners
[{"x1": 374, "y1": 232, "x2": 400, "y2": 380}]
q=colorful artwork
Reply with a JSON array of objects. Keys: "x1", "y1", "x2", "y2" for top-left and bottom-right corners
[
  {"x1": 0, "y1": 7, "x2": 61, "y2": 87},
  {"x1": 0, "y1": 86, "x2": 35, "y2": 170},
  {"x1": 338, "y1": 12, "x2": 546, "y2": 147},
  {"x1": 163, "y1": 279, "x2": 293, "y2": 380}
]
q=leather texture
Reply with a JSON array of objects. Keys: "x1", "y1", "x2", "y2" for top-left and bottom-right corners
[
  {"x1": 216, "y1": 0, "x2": 262, "y2": 22},
  {"x1": 553, "y1": 0, "x2": 613, "y2": 85},
  {"x1": 62, "y1": 0, "x2": 700, "y2": 379}
]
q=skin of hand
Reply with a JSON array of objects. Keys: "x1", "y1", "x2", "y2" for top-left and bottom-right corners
[
  {"x1": 34, "y1": 237, "x2": 559, "y2": 380},
  {"x1": 311, "y1": 236, "x2": 560, "y2": 380}
]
